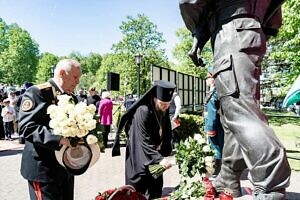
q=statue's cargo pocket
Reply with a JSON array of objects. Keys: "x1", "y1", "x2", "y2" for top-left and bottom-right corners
[
  {"x1": 234, "y1": 18, "x2": 262, "y2": 51},
  {"x1": 213, "y1": 55, "x2": 239, "y2": 98}
]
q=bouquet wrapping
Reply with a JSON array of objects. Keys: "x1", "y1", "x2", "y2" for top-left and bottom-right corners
[{"x1": 149, "y1": 164, "x2": 166, "y2": 179}]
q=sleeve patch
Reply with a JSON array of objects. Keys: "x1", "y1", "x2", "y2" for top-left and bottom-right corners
[{"x1": 21, "y1": 99, "x2": 33, "y2": 111}]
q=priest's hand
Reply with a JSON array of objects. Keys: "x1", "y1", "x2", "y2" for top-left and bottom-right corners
[{"x1": 159, "y1": 158, "x2": 172, "y2": 170}]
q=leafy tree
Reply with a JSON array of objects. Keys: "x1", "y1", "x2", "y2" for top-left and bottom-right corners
[
  {"x1": 263, "y1": 0, "x2": 300, "y2": 96},
  {"x1": 35, "y1": 52, "x2": 59, "y2": 83},
  {"x1": 0, "y1": 18, "x2": 9, "y2": 53},
  {"x1": 81, "y1": 53, "x2": 102, "y2": 74},
  {"x1": 93, "y1": 53, "x2": 128, "y2": 95},
  {"x1": 0, "y1": 23, "x2": 39, "y2": 85},
  {"x1": 67, "y1": 51, "x2": 102, "y2": 75},
  {"x1": 111, "y1": 14, "x2": 168, "y2": 95}
]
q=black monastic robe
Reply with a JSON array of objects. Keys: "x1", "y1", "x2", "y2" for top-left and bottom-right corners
[{"x1": 124, "y1": 99, "x2": 172, "y2": 199}]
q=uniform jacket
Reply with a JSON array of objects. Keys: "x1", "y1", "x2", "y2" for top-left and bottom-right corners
[{"x1": 19, "y1": 79, "x2": 77, "y2": 183}]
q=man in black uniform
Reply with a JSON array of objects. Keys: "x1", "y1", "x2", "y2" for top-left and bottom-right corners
[
  {"x1": 18, "y1": 59, "x2": 81, "y2": 200},
  {"x1": 179, "y1": 0, "x2": 291, "y2": 199},
  {"x1": 112, "y1": 80, "x2": 176, "y2": 199}
]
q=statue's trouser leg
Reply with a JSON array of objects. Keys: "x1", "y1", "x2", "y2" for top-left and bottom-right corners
[
  {"x1": 213, "y1": 115, "x2": 247, "y2": 197},
  {"x1": 211, "y1": 19, "x2": 291, "y2": 200}
]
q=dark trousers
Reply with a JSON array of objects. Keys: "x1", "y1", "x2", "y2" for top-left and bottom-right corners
[
  {"x1": 102, "y1": 125, "x2": 110, "y2": 148},
  {"x1": 3, "y1": 121, "x2": 14, "y2": 139},
  {"x1": 28, "y1": 176, "x2": 74, "y2": 200}
]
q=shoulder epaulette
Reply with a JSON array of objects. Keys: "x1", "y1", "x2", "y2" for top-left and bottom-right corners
[
  {"x1": 35, "y1": 82, "x2": 57, "y2": 103},
  {"x1": 35, "y1": 82, "x2": 52, "y2": 90}
]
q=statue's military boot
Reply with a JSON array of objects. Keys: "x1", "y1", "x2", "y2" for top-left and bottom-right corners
[
  {"x1": 212, "y1": 174, "x2": 242, "y2": 198},
  {"x1": 253, "y1": 189, "x2": 286, "y2": 200}
]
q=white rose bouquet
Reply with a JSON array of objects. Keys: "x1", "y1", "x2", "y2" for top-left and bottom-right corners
[
  {"x1": 47, "y1": 95, "x2": 104, "y2": 151},
  {"x1": 175, "y1": 133, "x2": 215, "y2": 178},
  {"x1": 170, "y1": 134, "x2": 215, "y2": 199}
]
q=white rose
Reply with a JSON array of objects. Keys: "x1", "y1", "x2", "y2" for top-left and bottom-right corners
[
  {"x1": 49, "y1": 119, "x2": 56, "y2": 129},
  {"x1": 194, "y1": 134, "x2": 206, "y2": 144},
  {"x1": 76, "y1": 129, "x2": 88, "y2": 138},
  {"x1": 78, "y1": 122, "x2": 88, "y2": 131},
  {"x1": 75, "y1": 115, "x2": 84, "y2": 122},
  {"x1": 62, "y1": 128, "x2": 74, "y2": 137},
  {"x1": 52, "y1": 128, "x2": 62, "y2": 135},
  {"x1": 204, "y1": 156, "x2": 214, "y2": 163},
  {"x1": 69, "y1": 128, "x2": 78, "y2": 137},
  {"x1": 86, "y1": 120, "x2": 97, "y2": 131},
  {"x1": 202, "y1": 145, "x2": 211, "y2": 152},
  {"x1": 57, "y1": 95, "x2": 72, "y2": 106},
  {"x1": 65, "y1": 103, "x2": 75, "y2": 113},
  {"x1": 86, "y1": 134, "x2": 98, "y2": 144},
  {"x1": 184, "y1": 140, "x2": 190, "y2": 148},
  {"x1": 56, "y1": 112, "x2": 68, "y2": 121},
  {"x1": 87, "y1": 104, "x2": 96, "y2": 113},
  {"x1": 83, "y1": 113, "x2": 94, "y2": 121},
  {"x1": 199, "y1": 138, "x2": 206, "y2": 145},
  {"x1": 47, "y1": 104, "x2": 57, "y2": 115},
  {"x1": 74, "y1": 102, "x2": 88, "y2": 115},
  {"x1": 206, "y1": 166, "x2": 215, "y2": 175}
]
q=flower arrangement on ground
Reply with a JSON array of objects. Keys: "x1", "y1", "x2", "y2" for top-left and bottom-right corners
[
  {"x1": 47, "y1": 95, "x2": 105, "y2": 152},
  {"x1": 170, "y1": 133, "x2": 215, "y2": 200},
  {"x1": 95, "y1": 185, "x2": 147, "y2": 200}
]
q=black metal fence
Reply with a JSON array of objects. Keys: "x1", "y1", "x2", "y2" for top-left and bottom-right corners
[{"x1": 151, "y1": 64, "x2": 207, "y2": 111}]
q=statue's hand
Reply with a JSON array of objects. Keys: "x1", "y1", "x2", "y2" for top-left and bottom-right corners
[
  {"x1": 188, "y1": 50, "x2": 204, "y2": 67},
  {"x1": 188, "y1": 36, "x2": 205, "y2": 67}
]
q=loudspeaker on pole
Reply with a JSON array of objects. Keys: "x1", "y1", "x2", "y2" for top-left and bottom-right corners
[{"x1": 107, "y1": 72, "x2": 120, "y2": 91}]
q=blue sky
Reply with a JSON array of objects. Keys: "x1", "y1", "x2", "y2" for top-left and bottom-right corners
[{"x1": 0, "y1": 0, "x2": 185, "y2": 61}]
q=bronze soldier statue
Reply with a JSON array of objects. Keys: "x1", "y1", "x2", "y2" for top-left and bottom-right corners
[{"x1": 179, "y1": 0, "x2": 290, "y2": 199}]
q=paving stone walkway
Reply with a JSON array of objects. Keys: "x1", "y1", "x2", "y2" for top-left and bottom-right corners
[{"x1": 0, "y1": 138, "x2": 299, "y2": 200}]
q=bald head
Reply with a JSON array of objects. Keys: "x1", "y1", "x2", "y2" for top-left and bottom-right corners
[{"x1": 53, "y1": 59, "x2": 82, "y2": 94}]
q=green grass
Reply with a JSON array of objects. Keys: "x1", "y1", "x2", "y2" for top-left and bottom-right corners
[{"x1": 263, "y1": 109, "x2": 300, "y2": 171}]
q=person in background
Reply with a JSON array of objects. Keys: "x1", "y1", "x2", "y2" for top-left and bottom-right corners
[
  {"x1": 98, "y1": 91, "x2": 113, "y2": 148},
  {"x1": 87, "y1": 87, "x2": 101, "y2": 113},
  {"x1": 18, "y1": 59, "x2": 81, "y2": 200},
  {"x1": 8, "y1": 90, "x2": 18, "y2": 134},
  {"x1": 0, "y1": 97, "x2": 5, "y2": 139},
  {"x1": 203, "y1": 69, "x2": 224, "y2": 177},
  {"x1": 112, "y1": 80, "x2": 176, "y2": 199},
  {"x1": 1, "y1": 98, "x2": 15, "y2": 140},
  {"x1": 124, "y1": 94, "x2": 136, "y2": 110},
  {"x1": 8, "y1": 90, "x2": 18, "y2": 107},
  {"x1": 76, "y1": 88, "x2": 87, "y2": 103},
  {"x1": 168, "y1": 88, "x2": 181, "y2": 146}
]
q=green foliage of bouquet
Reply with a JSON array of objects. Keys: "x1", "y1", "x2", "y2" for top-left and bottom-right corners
[
  {"x1": 175, "y1": 114, "x2": 204, "y2": 142},
  {"x1": 175, "y1": 134, "x2": 215, "y2": 178},
  {"x1": 170, "y1": 134, "x2": 215, "y2": 199},
  {"x1": 47, "y1": 95, "x2": 105, "y2": 152},
  {"x1": 170, "y1": 180, "x2": 206, "y2": 200}
]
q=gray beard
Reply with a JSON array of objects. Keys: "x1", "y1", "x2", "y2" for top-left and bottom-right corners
[{"x1": 156, "y1": 108, "x2": 166, "y2": 117}]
